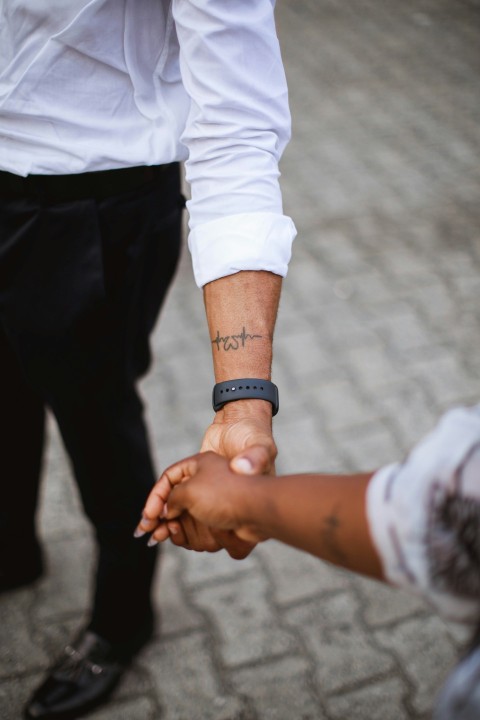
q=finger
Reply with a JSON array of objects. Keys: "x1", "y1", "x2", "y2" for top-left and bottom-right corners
[
  {"x1": 135, "y1": 456, "x2": 201, "y2": 537},
  {"x1": 236, "y1": 525, "x2": 265, "y2": 544},
  {"x1": 148, "y1": 522, "x2": 171, "y2": 546},
  {"x1": 210, "y1": 528, "x2": 256, "y2": 560},
  {"x1": 133, "y1": 478, "x2": 171, "y2": 538},
  {"x1": 230, "y1": 444, "x2": 272, "y2": 475},
  {"x1": 141, "y1": 475, "x2": 172, "y2": 521},
  {"x1": 171, "y1": 516, "x2": 222, "y2": 553},
  {"x1": 133, "y1": 516, "x2": 159, "y2": 538},
  {"x1": 167, "y1": 518, "x2": 190, "y2": 547},
  {"x1": 163, "y1": 455, "x2": 201, "y2": 488},
  {"x1": 163, "y1": 484, "x2": 191, "y2": 519}
]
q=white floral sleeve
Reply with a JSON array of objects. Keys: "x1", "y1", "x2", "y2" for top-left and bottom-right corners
[{"x1": 367, "y1": 405, "x2": 480, "y2": 624}]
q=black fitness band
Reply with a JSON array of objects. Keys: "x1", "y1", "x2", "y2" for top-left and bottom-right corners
[{"x1": 212, "y1": 379, "x2": 279, "y2": 416}]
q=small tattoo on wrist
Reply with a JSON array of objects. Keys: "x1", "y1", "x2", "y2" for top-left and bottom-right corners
[
  {"x1": 211, "y1": 326, "x2": 262, "y2": 352},
  {"x1": 322, "y1": 507, "x2": 348, "y2": 565}
]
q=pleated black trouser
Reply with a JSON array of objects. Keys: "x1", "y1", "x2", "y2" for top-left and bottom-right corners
[{"x1": 0, "y1": 163, "x2": 183, "y2": 643}]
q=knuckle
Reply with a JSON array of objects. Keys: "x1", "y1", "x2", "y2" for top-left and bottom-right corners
[{"x1": 205, "y1": 539, "x2": 221, "y2": 553}]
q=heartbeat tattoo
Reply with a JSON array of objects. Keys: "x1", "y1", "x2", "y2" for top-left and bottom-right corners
[{"x1": 211, "y1": 326, "x2": 263, "y2": 352}]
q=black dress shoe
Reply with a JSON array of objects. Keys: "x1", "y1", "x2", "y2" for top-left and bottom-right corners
[{"x1": 24, "y1": 625, "x2": 152, "y2": 720}]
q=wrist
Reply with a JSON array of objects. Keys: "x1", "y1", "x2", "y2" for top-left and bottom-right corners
[
  {"x1": 236, "y1": 474, "x2": 274, "y2": 541},
  {"x1": 217, "y1": 398, "x2": 273, "y2": 422}
]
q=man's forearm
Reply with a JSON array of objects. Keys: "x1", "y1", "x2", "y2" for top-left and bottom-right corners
[
  {"x1": 203, "y1": 270, "x2": 281, "y2": 383},
  {"x1": 203, "y1": 270, "x2": 281, "y2": 425}
]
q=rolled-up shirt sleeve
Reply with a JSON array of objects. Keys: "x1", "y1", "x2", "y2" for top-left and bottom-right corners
[{"x1": 172, "y1": 0, "x2": 296, "y2": 287}]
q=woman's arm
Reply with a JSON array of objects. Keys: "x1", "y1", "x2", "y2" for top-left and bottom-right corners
[{"x1": 135, "y1": 451, "x2": 383, "y2": 579}]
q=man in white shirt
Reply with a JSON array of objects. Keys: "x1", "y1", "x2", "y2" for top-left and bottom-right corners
[{"x1": 0, "y1": 2, "x2": 296, "y2": 717}]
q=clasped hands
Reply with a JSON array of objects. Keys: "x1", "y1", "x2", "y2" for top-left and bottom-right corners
[{"x1": 135, "y1": 408, "x2": 276, "y2": 559}]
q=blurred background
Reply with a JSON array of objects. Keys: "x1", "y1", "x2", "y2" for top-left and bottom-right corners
[{"x1": 2, "y1": 1, "x2": 480, "y2": 718}]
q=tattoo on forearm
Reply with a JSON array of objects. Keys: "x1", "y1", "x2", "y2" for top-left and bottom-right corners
[
  {"x1": 211, "y1": 326, "x2": 262, "y2": 352},
  {"x1": 321, "y1": 506, "x2": 348, "y2": 565}
]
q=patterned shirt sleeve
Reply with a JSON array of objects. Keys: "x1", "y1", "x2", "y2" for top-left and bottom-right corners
[{"x1": 367, "y1": 405, "x2": 480, "y2": 624}]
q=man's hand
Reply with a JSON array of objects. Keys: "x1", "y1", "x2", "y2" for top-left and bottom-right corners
[
  {"x1": 201, "y1": 400, "x2": 277, "y2": 471},
  {"x1": 165, "y1": 399, "x2": 276, "y2": 558}
]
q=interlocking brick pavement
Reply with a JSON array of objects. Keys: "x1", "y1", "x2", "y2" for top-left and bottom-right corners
[{"x1": 1, "y1": 0, "x2": 480, "y2": 718}]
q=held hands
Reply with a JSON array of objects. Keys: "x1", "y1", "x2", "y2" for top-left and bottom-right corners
[
  {"x1": 134, "y1": 451, "x2": 266, "y2": 551},
  {"x1": 195, "y1": 404, "x2": 276, "y2": 557},
  {"x1": 136, "y1": 400, "x2": 277, "y2": 558}
]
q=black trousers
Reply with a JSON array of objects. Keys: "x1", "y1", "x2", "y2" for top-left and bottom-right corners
[{"x1": 0, "y1": 164, "x2": 183, "y2": 642}]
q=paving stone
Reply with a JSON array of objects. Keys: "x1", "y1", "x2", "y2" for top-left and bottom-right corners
[
  {"x1": 193, "y1": 572, "x2": 297, "y2": 667},
  {"x1": 284, "y1": 255, "x2": 337, "y2": 312},
  {"x1": 379, "y1": 310, "x2": 432, "y2": 354},
  {"x1": 347, "y1": 271, "x2": 398, "y2": 307},
  {"x1": 376, "y1": 381, "x2": 439, "y2": 450},
  {"x1": 440, "y1": 619, "x2": 473, "y2": 650},
  {"x1": 182, "y1": 545, "x2": 259, "y2": 588},
  {"x1": 308, "y1": 229, "x2": 371, "y2": 275},
  {"x1": 111, "y1": 661, "x2": 155, "y2": 703},
  {"x1": 320, "y1": 304, "x2": 378, "y2": 350},
  {"x1": 285, "y1": 593, "x2": 395, "y2": 695},
  {"x1": 256, "y1": 541, "x2": 350, "y2": 606},
  {"x1": 377, "y1": 250, "x2": 439, "y2": 290},
  {"x1": 409, "y1": 351, "x2": 480, "y2": 408},
  {"x1": 354, "y1": 576, "x2": 431, "y2": 627},
  {"x1": 326, "y1": 677, "x2": 409, "y2": 720},
  {"x1": 231, "y1": 655, "x2": 325, "y2": 720},
  {"x1": 450, "y1": 273, "x2": 480, "y2": 305},
  {"x1": 81, "y1": 696, "x2": 158, "y2": 720},
  {"x1": 344, "y1": 343, "x2": 403, "y2": 390},
  {"x1": 438, "y1": 248, "x2": 480, "y2": 281},
  {"x1": 144, "y1": 632, "x2": 244, "y2": 720},
  {"x1": 32, "y1": 534, "x2": 93, "y2": 622},
  {"x1": 310, "y1": 380, "x2": 378, "y2": 432},
  {"x1": 0, "y1": 591, "x2": 48, "y2": 675},
  {"x1": 359, "y1": 298, "x2": 417, "y2": 326},
  {"x1": 273, "y1": 414, "x2": 342, "y2": 475},
  {"x1": 374, "y1": 615, "x2": 460, "y2": 715},
  {"x1": 409, "y1": 283, "x2": 458, "y2": 329},
  {"x1": 151, "y1": 548, "x2": 202, "y2": 637},
  {"x1": 273, "y1": 328, "x2": 340, "y2": 385},
  {"x1": 152, "y1": 346, "x2": 213, "y2": 409},
  {"x1": 0, "y1": 673, "x2": 44, "y2": 720},
  {"x1": 335, "y1": 422, "x2": 400, "y2": 471}
]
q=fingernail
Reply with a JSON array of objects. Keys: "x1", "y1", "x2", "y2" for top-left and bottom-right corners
[
  {"x1": 147, "y1": 536, "x2": 159, "y2": 547},
  {"x1": 133, "y1": 528, "x2": 146, "y2": 538},
  {"x1": 169, "y1": 525, "x2": 178, "y2": 535},
  {"x1": 232, "y1": 457, "x2": 254, "y2": 474},
  {"x1": 161, "y1": 503, "x2": 168, "y2": 518}
]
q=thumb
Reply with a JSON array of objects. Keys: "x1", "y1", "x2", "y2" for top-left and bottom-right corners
[{"x1": 230, "y1": 445, "x2": 271, "y2": 475}]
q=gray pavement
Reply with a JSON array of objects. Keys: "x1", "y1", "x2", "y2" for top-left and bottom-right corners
[{"x1": 2, "y1": 0, "x2": 480, "y2": 718}]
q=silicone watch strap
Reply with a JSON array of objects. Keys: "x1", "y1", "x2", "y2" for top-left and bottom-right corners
[{"x1": 212, "y1": 378, "x2": 279, "y2": 416}]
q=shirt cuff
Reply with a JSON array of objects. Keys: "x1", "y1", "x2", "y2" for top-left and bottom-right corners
[{"x1": 188, "y1": 212, "x2": 297, "y2": 288}]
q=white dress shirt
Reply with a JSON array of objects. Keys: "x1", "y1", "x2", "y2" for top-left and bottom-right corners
[{"x1": 0, "y1": 0, "x2": 296, "y2": 287}]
